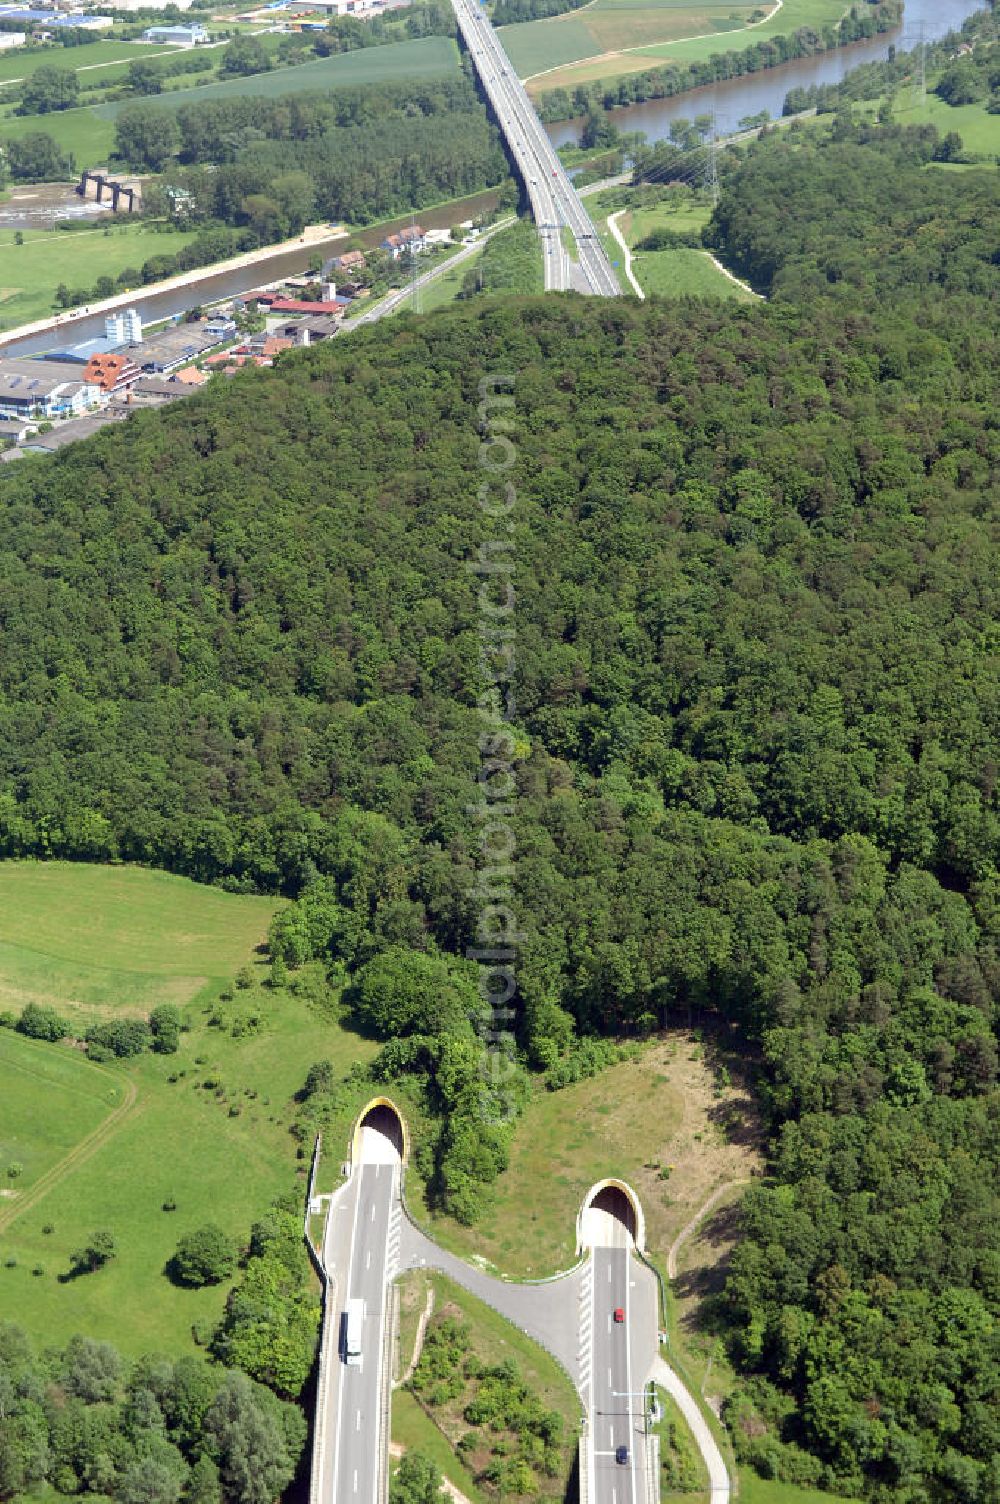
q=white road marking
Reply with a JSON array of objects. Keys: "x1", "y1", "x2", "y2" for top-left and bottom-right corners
[
  {"x1": 624, "y1": 1250, "x2": 637, "y2": 1504},
  {"x1": 366, "y1": 1250, "x2": 371, "y2": 1269},
  {"x1": 331, "y1": 1175, "x2": 363, "y2": 1499},
  {"x1": 370, "y1": 1205, "x2": 375, "y2": 1222},
  {"x1": 353, "y1": 1469, "x2": 358, "y2": 1493},
  {"x1": 356, "y1": 1409, "x2": 361, "y2": 1432}
]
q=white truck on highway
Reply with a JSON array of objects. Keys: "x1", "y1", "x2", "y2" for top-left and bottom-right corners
[{"x1": 343, "y1": 1298, "x2": 365, "y2": 1366}]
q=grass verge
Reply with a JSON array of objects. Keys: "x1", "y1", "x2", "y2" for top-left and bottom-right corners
[{"x1": 395, "y1": 1269, "x2": 581, "y2": 1501}]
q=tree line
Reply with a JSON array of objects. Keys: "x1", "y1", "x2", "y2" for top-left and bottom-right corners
[{"x1": 112, "y1": 78, "x2": 509, "y2": 231}]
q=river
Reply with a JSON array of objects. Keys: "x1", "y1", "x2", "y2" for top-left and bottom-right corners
[
  {"x1": 0, "y1": 189, "x2": 501, "y2": 358},
  {"x1": 544, "y1": 0, "x2": 987, "y2": 147}
]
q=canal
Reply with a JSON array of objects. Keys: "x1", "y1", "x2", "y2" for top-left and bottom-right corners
[{"x1": 0, "y1": 189, "x2": 502, "y2": 357}]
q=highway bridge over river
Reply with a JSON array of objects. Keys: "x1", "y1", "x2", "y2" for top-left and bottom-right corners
[{"x1": 450, "y1": 0, "x2": 621, "y2": 296}]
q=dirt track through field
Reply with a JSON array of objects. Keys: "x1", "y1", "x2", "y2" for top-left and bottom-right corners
[
  {"x1": 0, "y1": 1071, "x2": 140, "y2": 1234},
  {"x1": 667, "y1": 1176, "x2": 753, "y2": 1279}
]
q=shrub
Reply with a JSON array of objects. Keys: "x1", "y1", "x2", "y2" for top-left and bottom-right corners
[
  {"x1": 169, "y1": 1224, "x2": 236, "y2": 1287},
  {"x1": 17, "y1": 1002, "x2": 67, "y2": 1042}
]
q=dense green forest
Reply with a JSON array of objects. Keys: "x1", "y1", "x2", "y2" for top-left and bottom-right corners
[
  {"x1": 114, "y1": 78, "x2": 509, "y2": 227},
  {"x1": 0, "y1": 114, "x2": 998, "y2": 1500},
  {"x1": 0, "y1": 1323, "x2": 306, "y2": 1504}
]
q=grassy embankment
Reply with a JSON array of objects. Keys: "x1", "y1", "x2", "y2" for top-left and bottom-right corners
[
  {"x1": 590, "y1": 185, "x2": 754, "y2": 299},
  {"x1": 392, "y1": 1270, "x2": 581, "y2": 1503},
  {"x1": 408, "y1": 1032, "x2": 763, "y2": 1280},
  {"x1": 0, "y1": 861, "x2": 379, "y2": 1355},
  {"x1": 515, "y1": 0, "x2": 848, "y2": 93}
]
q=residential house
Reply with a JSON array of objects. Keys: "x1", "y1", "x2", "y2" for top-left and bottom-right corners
[
  {"x1": 380, "y1": 225, "x2": 426, "y2": 259},
  {"x1": 255, "y1": 295, "x2": 351, "y2": 316},
  {"x1": 275, "y1": 315, "x2": 341, "y2": 347},
  {"x1": 124, "y1": 376, "x2": 190, "y2": 407},
  {"x1": 331, "y1": 249, "x2": 366, "y2": 274}
]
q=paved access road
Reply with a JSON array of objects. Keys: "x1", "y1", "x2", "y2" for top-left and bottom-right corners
[
  {"x1": 319, "y1": 1129, "x2": 401, "y2": 1504},
  {"x1": 450, "y1": 0, "x2": 620, "y2": 296},
  {"x1": 592, "y1": 1246, "x2": 639, "y2": 1504}
]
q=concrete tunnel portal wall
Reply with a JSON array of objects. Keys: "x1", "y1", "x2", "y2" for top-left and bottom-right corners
[
  {"x1": 577, "y1": 1177, "x2": 646, "y2": 1253},
  {"x1": 350, "y1": 1096, "x2": 409, "y2": 1166}
]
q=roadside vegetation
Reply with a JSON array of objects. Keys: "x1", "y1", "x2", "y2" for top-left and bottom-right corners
[
  {"x1": 409, "y1": 1034, "x2": 762, "y2": 1279},
  {"x1": 0, "y1": 1323, "x2": 307, "y2": 1504},
  {"x1": 394, "y1": 1272, "x2": 580, "y2": 1501}
]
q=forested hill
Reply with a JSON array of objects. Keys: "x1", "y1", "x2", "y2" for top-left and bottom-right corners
[{"x1": 0, "y1": 123, "x2": 998, "y2": 1497}]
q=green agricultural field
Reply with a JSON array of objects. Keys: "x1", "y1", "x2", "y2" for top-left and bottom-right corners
[
  {"x1": 0, "y1": 38, "x2": 166, "y2": 88},
  {"x1": 497, "y1": 16, "x2": 600, "y2": 77},
  {"x1": 0, "y1": 862, "x2": 381, "y2": 1354},
  {"x1": 633, "y1": 0, "x2": 846, "y2": 60},
  {"x1": 0, "y1": 861, "x2": 275, "y2": 1015},
  {"x1": 502, "y1": 1, "x2": 761, "y2": 79},
  {"x1": 94, "y1": 35, "x2": 463, "y2": 119},
  {"x1": 0, "y1": 101, "x2": 115, "y2": 164},
  {"x1": 0, "y1": 1031, "x2": 125, "y2": 1192},
  {"x1": 0, "y1": 221, "x2": 201, "y2": 331}
]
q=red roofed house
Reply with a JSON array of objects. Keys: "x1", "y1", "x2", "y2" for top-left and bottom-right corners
[
  {"x1": 255, "y1": 296, "x2": 351, "y2": 316},
  {"x1": 82, "y1": 351, "x2": 142, "y2": 395}
]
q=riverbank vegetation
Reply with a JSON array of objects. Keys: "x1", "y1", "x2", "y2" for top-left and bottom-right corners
[
  {"x1": 110, "y1": 78, "x2": 509, "y2": 230},
  {"x1": 532, "y1": 0, "x2": 902, "y2": 116}
]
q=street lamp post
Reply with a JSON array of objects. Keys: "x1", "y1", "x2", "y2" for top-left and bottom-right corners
[{"x1": 611, "y1": 1387, "x2": 656, "y2": 1437}]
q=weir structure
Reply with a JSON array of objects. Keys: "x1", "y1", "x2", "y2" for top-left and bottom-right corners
[{"x1": 77, "y1": 172, "x2": 140, "y2": 213}]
